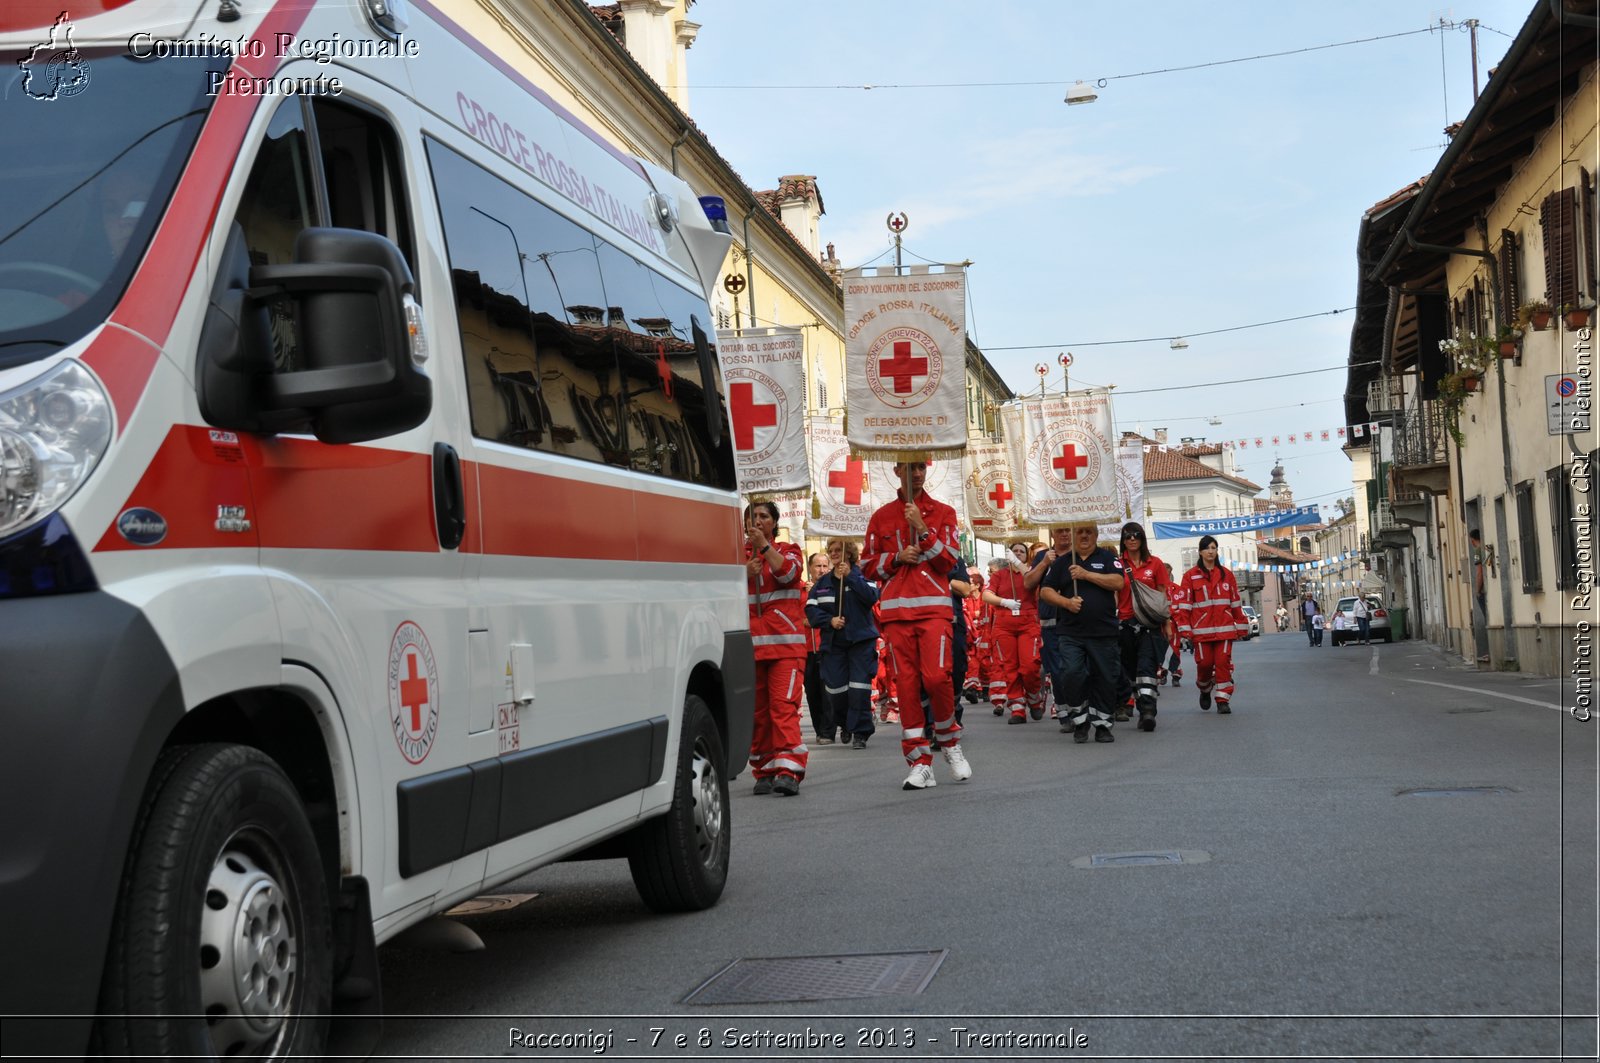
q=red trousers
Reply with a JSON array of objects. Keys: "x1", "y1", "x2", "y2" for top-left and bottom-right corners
[
  {"x1": 991, "y1": 619, "x2": 1041, "y2": 714},
  {"x1": 882, "y1": 620, "x2": 961, "y2": 765},
  {"x1": 749, "y1": 657, "x2": 807, "y2": 780},
  {"x1": 1193, "y1": 639, "x2": 1235, "y2": 703}
]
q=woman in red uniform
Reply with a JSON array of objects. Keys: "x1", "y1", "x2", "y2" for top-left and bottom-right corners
[
  {"x1": 1115, "y1": 522, "x2": 1172, "y2": 732},
  {"x1": 982, "y1": 547, "x2": 1040, "y2": 723},
  {"x1": 744, "y1": 501, "x2": 809, "y2": 794},
  {"x1": 1174, "y1": 534, "x2": 1248, "y2": 714}
]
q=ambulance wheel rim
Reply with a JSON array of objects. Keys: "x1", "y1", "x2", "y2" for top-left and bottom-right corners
[
  {"x1": 689, "y1": 736, "x2": 725, "y2": 867},
  {"x1": 198, "y1": 834, "x2": 296, "y2": 1056}
]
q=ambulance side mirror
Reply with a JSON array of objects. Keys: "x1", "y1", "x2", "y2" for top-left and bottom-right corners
[{"x1": 197, "y1": 226, "x2": 430, "y2": 444}]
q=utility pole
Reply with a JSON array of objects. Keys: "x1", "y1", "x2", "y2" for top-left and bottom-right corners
[{"x1": 1467, "y1": 18, "x2": 1481, "y2": 100}]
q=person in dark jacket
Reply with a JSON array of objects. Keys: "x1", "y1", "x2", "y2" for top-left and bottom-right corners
[{"x1": 806, "y1": 538, "x2": 880, "y2": 749}]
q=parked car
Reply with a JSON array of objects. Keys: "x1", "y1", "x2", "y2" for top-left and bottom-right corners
[
  {"x1": 1331, "y1": 595, "x2": 1392, "y2": 645},
  {"x1": 1240, "y1": 605, "x2": 1261, "y2": 639}
]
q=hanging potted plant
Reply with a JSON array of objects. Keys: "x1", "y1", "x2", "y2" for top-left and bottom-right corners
[
  {"x1": 1562, "y1": 300, "x2": 1594, "y2": 330},
  {"x1": 1496, "y1": 326, "x2": 1522, "y2": 358},
  {"x1": 1515, "y1": 298, "x2": 1553, "y2": 331}
]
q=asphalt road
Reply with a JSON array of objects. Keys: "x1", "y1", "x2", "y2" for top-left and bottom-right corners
[{"x1": 373, "y1": 632, "x2": 1597, "y2": 1061}]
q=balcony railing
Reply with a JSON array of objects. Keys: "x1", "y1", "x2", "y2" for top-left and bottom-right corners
[
  {"x1": 1390, "y1": 400, "x2": 1450, "y2": 469},
  {"x1": 1367, "y1": 375, "x2": 1403, "y2": 415}
]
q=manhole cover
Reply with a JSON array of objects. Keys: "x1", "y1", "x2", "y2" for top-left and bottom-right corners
[
  {"x1": 684, "y1": 950, "x2": 946, "y2": 1005},
  {"x1": 1398, "y1": 786, "x2": 1511, "y2": 797},
  {"x1": 445, "y1": 892, "x2": 539, "y2": 916},
  {"x1": 1070, "y1": 849, "x2": 1211, "y2": 869}
]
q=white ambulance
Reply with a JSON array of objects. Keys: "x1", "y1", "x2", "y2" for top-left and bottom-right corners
[{"x1": 0, "y1": 0, "x2": 753, "y2": 1056}]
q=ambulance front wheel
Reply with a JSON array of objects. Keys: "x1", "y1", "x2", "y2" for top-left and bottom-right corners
[
  {"x1": 626, "y1": 696, "x2": 730, "y2": 912},
  {"x1": 96, "y1": 744, "x2": 333, "y2": 1059}
]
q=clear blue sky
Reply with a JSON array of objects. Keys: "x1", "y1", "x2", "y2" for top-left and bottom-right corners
[{"x1": 681, "y1": 0, "x2": 1530, "y2": 515}]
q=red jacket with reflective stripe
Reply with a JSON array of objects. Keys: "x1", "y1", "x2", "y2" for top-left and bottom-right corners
[
  {"x1": 860, "y1": 490, "x2": 960, "y2": 623},
  {"x1": 1117, "y1": 554, "x2": 1172, "y2": 622},
  {"x1": 748, "y1": 541, "x2": 808, "y2": 659},
  {"x1": 986, "y1": 567, "x2": 1036, "y2": 630},
  {"x1": 1175, "y1": 564, "x2": 1247, "y2": 643}
]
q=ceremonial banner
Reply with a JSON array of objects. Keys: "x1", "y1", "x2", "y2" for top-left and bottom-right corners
[
  {"x1": 843, "y1": 265, "x2": 969, "y2": 458},
  {"x1": 805, "y1": 416, "x2": 898, "y2": 539},
  {"x1": 1007, "y1": 389, "x2": 1121, "y2": 526},
  {"x1": 1097, "y1": 438, "x2": 1146, "y2": 541},
  {"x1": 774, "y1": 493, "x2": 812, "y2": 545},
  {"x1": 964, "y1": 439, "x2": 1022, "y2": 542},
  {"x1": 1151, "y1": 504, "x2": 1321, "y2": 539},
  {"x1": 717, "y1": 327, "x2": 809, "y2": 498}
]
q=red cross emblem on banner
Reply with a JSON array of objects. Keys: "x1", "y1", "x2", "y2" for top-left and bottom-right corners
[
  {"x1": 729, "y1": 381, "x2": 777, "y2": 451},
  {"x1": 828, "y1": 458, "x2": 866, "y2": 505},
  {"x1": 987, "y1": 481, "x2": 1013, "y2": 510},
  {"x1": 1053, "y1": 443, "x2": 1090, "y2": 480},
  {"x1": 878, "y1": 341, "x2": 928, "y2": 395},
  {"x1": 399, "y1": 653, "x2": 429, "y2": 732}
]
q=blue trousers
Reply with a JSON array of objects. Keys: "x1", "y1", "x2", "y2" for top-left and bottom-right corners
[
  {"x1": 821, "y1": 639, "x2": 877, "y2": 739},
  {"x1": 1053, "y1": 633, "x2": 1120, "y2": 730}
]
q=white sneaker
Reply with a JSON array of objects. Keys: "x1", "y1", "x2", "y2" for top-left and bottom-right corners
[
  {"x1": 901, "y1": 763, "x2": 937, "y2": 790},
  {"x1": 942, "y1": 743, "x2": 972, "y2": 782}
]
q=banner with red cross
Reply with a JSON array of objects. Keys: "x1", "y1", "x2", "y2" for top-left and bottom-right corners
[
  {"x1": 1096, "y1": 438, "x2": 1146, "y2": 542},
  {"x1": 963, "y1": 438, "x2": 1025, "y2": 543},
  {"x1": 716, "y1": 327, "x2": 809, "y2": 499},
  {"x1": 1002, "y1": 389, "x2": 1121, "y2": 526},
  {"x1": 842, "y1": 264, "x2": 969, "y2": 459},
  {"x1": 804, "y1": 416, "x2": 900, "y2": 539}
]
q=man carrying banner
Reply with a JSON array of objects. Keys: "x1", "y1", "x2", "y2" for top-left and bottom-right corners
[
  {"x1": 862, "y1": 460, "x2": 973, "y2": 790},
  {"x1": 1038, "y1": 523, "x2": 1126, "y2": 743}
]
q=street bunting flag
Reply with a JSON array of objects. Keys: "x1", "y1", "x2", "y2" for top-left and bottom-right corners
[
  {"x1": 843, "y1": 264, "x2": 969, "y2": 460},
  {"x1": 805, "y1": 416, "x2": 898, "y2": 539},
  {"x1": 964, "y1": 438, "x2": 1023, "y2": 542},
  {"x1": 717, "y1": 327, "x2": 809, "y2": 499},
  {"x1": 1097, "y1": 438, "x2": 1146, "y2": 542},
  {"x1": 1151, "y1": 504, "x2": 1321, "y2": 539},
  {"x1": 1005, "y1": 389, "x2": 1122, "y2": 526}
]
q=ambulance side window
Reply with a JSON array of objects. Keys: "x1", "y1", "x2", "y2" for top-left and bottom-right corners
[
  {"x1": 427, "y1": 137, "x2": 632, "y2": 470},
  {"x1": 233, "y1": 98, "x2": 414, "y2": 375}
]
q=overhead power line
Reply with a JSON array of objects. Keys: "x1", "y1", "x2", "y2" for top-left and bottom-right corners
[
  {"x1": 983, "y1": 306, "x2": 1370, "y2": 351},
  {"x1": 1113, "y1": 360, "x2": 1380, "y2": 397},
  {"x1": 686, "y1": 24, "x2": 1450, "y2": 91}
]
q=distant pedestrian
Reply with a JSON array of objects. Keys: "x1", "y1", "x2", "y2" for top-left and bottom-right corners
[
  {"x1": 1353, "y1": 595, "x2": 1371, "y2": 645},
  {"x1": 1301, "y1": 594, "x2": 1318, "y2": 647},
  {"x1": 1175, "y1": 535, "x2": 1248, "y2": 714},
  {"x1": 1331, "y1": 610, "x2": 1347, "y2": 646},
  {"x1": 1311, "y1": 610, "x2": 1325, "y2": 647}
]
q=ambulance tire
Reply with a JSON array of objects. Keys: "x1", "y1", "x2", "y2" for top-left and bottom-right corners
[
  {"x1": 95, "y1": 744, "x2": 332, "y2": 1060},
  {"x1": 626, "y1": 696, "x2": 730, "y2": 912}
]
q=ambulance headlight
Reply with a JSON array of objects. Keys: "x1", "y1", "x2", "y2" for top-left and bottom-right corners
[{"x1": 0, "y1": 360, "x2": 112, "y2": 537}]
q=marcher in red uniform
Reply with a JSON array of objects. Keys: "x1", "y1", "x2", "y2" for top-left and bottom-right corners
[
  {"x1": 982, "y1": 547, "x2": 1041, "y2": 724},
  {"x1": 744, "y1": 501, "x2": 808, "y2": 795},
  {"x1": 1115, "y1": 522, "x2": 1173, "y2": 732},
  {"x1": 961, "y1": 571, "x2": 986, "y2": 702},
  {"x1": 1161, "y1": 558, "x2": 1186, "y2": 687},
  {"x1": 1174, "y1": 534, "x2": 1248, "y2": 714},
  {"x1": 861, "y1": 461, "x2": 972, "y2": 790}
]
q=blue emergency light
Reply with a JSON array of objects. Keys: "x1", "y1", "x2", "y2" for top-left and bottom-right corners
[{"x1": 698, "y1": 196, "x2": 731, "y2": 234}]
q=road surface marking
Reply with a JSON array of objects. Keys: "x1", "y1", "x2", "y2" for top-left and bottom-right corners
[{"x1": 1396, "y1": 678, "x2": 1564, "y2": 711}]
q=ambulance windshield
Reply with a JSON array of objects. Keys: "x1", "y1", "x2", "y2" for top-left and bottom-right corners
[{"x1": 0, "y1": 50, "x2": 228, "y2": 367}]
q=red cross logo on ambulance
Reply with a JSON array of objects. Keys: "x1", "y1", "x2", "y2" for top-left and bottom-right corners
[
  {"x1": 865, "y1": 326, "x2": 942, "y2": 408},
  {"x1": 388, "y1": 620, "x2": 440, "y2": 765},
  {"x1": 1040, "y1": 427, "x2": 1103, "y2": 495},
  {"x1": 726, "y1": 367, "x2": 788, "y2": 464}
]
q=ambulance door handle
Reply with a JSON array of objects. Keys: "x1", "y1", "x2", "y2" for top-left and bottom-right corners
[{"x1": 432, "y1": 442, "x2": 465, "y2": 550}]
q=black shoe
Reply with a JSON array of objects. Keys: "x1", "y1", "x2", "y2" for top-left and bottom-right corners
[
  {"x1": 992, "y1": 704, "x2": 1004, "y2": 716},
  {"x1": 1030, "y1": 704, "x2": 1045, "y2": 720},
  {"x1": 1113, "y1": 709, "x2": 1131, "y2": 722},
  {"x1": 1199, "y1": 691, "x2": 1212, "y2": 711},
  {"x1": 814, "y1": 735, "x2": 834, "y2": 745},
  {"x1": 1007, "y1": 713, "x2": 1026, "y2": 725},
  {"x1": 772, "y1": 774, "x2": 800, "y2": 796},
  {"x1": 752, "y1": 777, "x2": 774, "y2": 795},
  {"x1": 1138, "y1": 710, "x2": 1156, "y2": 732},
  {"x1": 1172, "y1": 677, "x2": 1182, "y2": 688},
  {"x1": 1216, "y1": 701, "x2": 1231, "y2": 714},
  {"x1": 1094, "y1": 726, "x2": 1115, "y2": 743},
  {"x1": 963, "y1": 689, "x2": 980, "y2": 704},
  {"x1": 1073, "y1": 722, "x2": 1090, "y2": 743},
  {"x1": 851, "y1": 735, "x2": 867, "y2": 750}
]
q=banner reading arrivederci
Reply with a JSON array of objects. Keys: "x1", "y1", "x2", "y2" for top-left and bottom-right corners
[
  {"x1": 717, "y1": 327, "x2": 809, "y2": 498},
  {"x1": 964, "y1": 439, "x2": 1023, "y2": 542},
  {"x1": 1151, "y1": 504, "x2": 1321, "y2": 539},
  {"x1": 1097, "y1": 439, "x2": 1146, "y2": 541},
  {"x1": 843, "y1": 265, "x2": 969, "y2": 459},
  {"x1": 1006, "y1": 389, "x2": 1121, "y2": 526}
]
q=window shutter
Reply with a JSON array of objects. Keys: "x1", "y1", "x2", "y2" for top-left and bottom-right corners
[
  {"x1": 1541, "y1": 187, "x2": 1580, "y2": 307},
  {"x1": 1583, "y1": 168, "x2": 1597, "y2": 300},
  {"x1": 1499, "y1": 230, "x2": 1520, "y2": 325}
]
